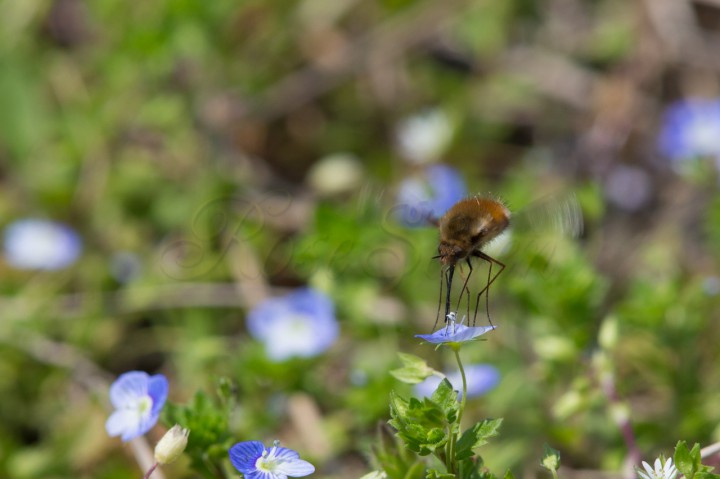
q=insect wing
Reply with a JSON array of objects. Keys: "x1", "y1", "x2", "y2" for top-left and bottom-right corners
[{"x1": 498, "y1": 192, "x2": 583, "y2": 276}]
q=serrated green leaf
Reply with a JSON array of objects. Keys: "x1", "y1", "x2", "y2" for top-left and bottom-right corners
[
  {"x1": 675, "y1": 441, "x2": 703, "y2": 479},
  {"x1": 432, "y1": 379, "x2": 458, "y2": 407},
  {"x1": 541, "y1": 444, "x2": 561, "y2": 471},
  {"x1": 456, "y1": 419, "x2": 503, "y2": 460}
]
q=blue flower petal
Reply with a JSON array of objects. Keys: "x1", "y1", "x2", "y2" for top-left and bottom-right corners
[
  {"x1": 147, "y1": 374, "x2": 169, "y2": 416},
  {"x1": 396, "y1": 164, "x2": 467, "y2": 227},
  {"x1": 658, "y1": 98, "x2": 720, "y2": 160},
  {"x1": 105, "y1": 409, "x2": 140, "y2": 439},
  {"x1": 247, "y1": 288, "x2": 339, "y2": 361},
  {"x1": 275, "y1": 458, "x2": 316, "y2": 476},
  {"x1": 4, "y1": 219, "x2": 82, "y2": 270},
  {"x1": 109, "y1": 371, "x2": 151, "y2": 409},
  {"x1": 414, "y1": 364, "x2": 501, "y2": 399},
  {"x1": 106, "y1": 371, "x2": 168, "y2": 442},
  {"x1": 273, "y1": 446, "x2": 300, "y2": 460},
  {"x1": 229, "y1": 442, "x2": 315, "y2": 479},
  {"x1": 416, "y1": 324, "x2": 496, "y2": 344},
  {"x1": 229, "y1": 441, "x2": 265, "y2": 473}
]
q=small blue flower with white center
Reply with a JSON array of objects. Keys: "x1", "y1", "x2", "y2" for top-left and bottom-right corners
[
  {"x1": 416, "y1": 313, "x2": 496, "y2": 350},
  {"x1": 105, "y1": 371, "x2": 169, "y2": 442},
  {"x1": 247, "y1": 288, "x2": 339, "y2": 362},
  {"x1": 396, "y1": 164, "x2": 467, "y2": 227},
  {"x1": 229, "y1": 440, "x2": 315, "y2": 479},
  {"x1": 414, "y1": 364, "x2": 500, "y2": 399},
  {"x1": 658, "y1": 98, "x2": 720, "y2": 163},
  {"x1": 4, "y1": 219, "x2": 82, "y2": 270}
]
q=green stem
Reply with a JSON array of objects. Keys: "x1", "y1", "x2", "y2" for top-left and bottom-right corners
[
  {"x1": 454, "y1": 349, "x2": 468, "y2": 428},
  {"x1": 551, "y1": 468, "x2": 560, "y2": 479},
  {"x1": 445, "y1": 348, "x2": 468, "y2": 475}
]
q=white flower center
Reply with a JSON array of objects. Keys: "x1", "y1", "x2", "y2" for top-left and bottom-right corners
[
  {"x1": 136, "y1": 395, "x2": 153, "y2": 416},
  {"x1": 688, "y1": 121, "x2": 720, "y2": 155},
  {"x1": 255, "y1": 446, "x2": 284, "y2": 473}
]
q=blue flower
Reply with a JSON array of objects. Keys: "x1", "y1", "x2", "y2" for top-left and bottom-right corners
[
  {"x1": 4, "y1": 219, "x2": 82, "y2": 270},
  {"x1": 247, "y1": 288, "x2": 339, "y2": 361},
  {"x1": 396, "y1": 164, "x2": 467, "y2": 227},
  {"x1": 414, "y1": 364, "x2": 500, "y2": 399},
  {"x1": 416, "y1": 323, "x2": 496, "y2": 347},
  {"x1": 229, "y1": 440, "x2": 315, "y2": 479},
  {"x1": 658, "y1": 98, "x2": 720, "y2": 161},
  {"x1": 105, "y1": 371, "x2": 168, "y2": 442}
]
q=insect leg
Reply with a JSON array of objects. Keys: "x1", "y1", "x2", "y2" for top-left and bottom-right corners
[
  {"x1": 471, "y1": 252, "x2": 506, "y2": 328},
  {"x1": 454, "y1": 258, "x2": 473, "y2": 324},
  {"x1": 433, "y1": 266, "x2": 444, "y2": 332},
  {"x1": 445, "y1": 264, "x2": 455, "y2": 322}
]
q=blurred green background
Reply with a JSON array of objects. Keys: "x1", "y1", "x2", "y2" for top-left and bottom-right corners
[{"x1": 2, "y1": 0, "x2": 720, "y2": 477}]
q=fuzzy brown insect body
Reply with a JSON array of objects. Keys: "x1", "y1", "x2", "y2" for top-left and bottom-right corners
[
  {"x1": 437, "y1": 197, "x2": 511, "y2": 266},
  {"x1": 435, "y1": 196, "x2": 510, "y2": 328}
]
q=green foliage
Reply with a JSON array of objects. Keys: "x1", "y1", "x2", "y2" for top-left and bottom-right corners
[
  {"x1": 672, "y1": 441, "x2": 720, "y2": 479},
  {"x1": 540, "y1": 444, "x2": 560, "y2": 472},
  {"x1": 456, "y1": 419, "x2": 503, "y2": 461},
  {"x1": 391, "y1": 353, "x2": 435, "y2": 385},
  {"x1": 162, "y1": 380, "x2": 235, "y2": 478}
]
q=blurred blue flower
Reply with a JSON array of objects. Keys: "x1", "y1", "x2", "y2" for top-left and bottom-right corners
[
  {"x1": 4, "y1": 219, "x2": 82, "y2": 270},
  {"x1": 229, "y1": 440, "x2": 315, "y2": 479},
  {"x1": 658, "y1": 98, "x2": 720, "y2": 161},
  {"x1": 416, "y1": 322, "x2": 496, "y2": 346},
  {"x1": 395, "y1": 108, "x2": 454, "y2": 164},
  {"x1": 247, "y1": 288, "x2": 339, "y2": 361},
  {"x1": 105, "y1": 371, "x2": 168, "y2": 442},
  {"x1": 396, "y1": 164, "x2": 467, "y2": 226},
  {"x1": 414, "y1": 364, "x2": 500, "y2": 399}
]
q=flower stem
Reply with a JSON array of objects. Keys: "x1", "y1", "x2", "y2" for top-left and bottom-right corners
[
  {"x1": 444, "y1": 348, "x2": 468, "y2": 475},
  {"x1": 453, "y1": 348, "x2": 468, "y2": 428},
  {"x1": 143, "y1": 462, "x2": 158, "y2": 479}
]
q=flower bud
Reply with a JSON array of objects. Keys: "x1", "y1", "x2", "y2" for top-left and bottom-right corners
[{"x1": 154, "y1": 425, "x2": 189, "y2": 465}]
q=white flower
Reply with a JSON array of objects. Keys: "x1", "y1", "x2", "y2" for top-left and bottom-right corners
[
  {"x1": 395, "y1": 108, "x2": 453, "y2": 164},
  {"x1": 154, "y1": 425, "x2": 190, "y2": 465},
  {"x1": 637, "y1": 457, "x2": 678, "y2": 479}
]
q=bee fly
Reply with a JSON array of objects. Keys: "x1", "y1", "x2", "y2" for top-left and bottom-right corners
[
  {"x1": 433, "y1": 196, "x2": 510, "y2": 329},
  {"x1": 432, "y1": 192, "x2": 583, "y2": 330}
]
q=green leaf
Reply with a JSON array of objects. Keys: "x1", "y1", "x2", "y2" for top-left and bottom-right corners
[
  {"x1": 405, "y1": 461, "x2": 427, "y2": 479},
  {"x1": 503, "y1": 470, "x2": 516, "y2": 479},
  {"x1": 426, "y1": 469, "x2": 455, "y2": 479},
  {"x1": 675, "y1": 441, "x2": 701, "y2": 479},
  {"x1": 389, "y1": 388, "x2": 455, "y2": 456},
  {"x1": 540, "y1": 444, "x2": 561, "y2": 472},
  {"x1": 391, "y1": 353, "x2": 435, "y2": 384},
  {"x1": 432, "y1": 379, "x2": 460, "y2": 423},
  {"x1": 455, "y1": 419, "x2": 503, "y2": 460}
]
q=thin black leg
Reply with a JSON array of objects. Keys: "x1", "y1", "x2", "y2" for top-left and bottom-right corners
[
  {"x1": 471, "y1": 252, "x2": 505, "y2": 328},
  {"x1": 444, "y1": 264, "x2": 455, "y2": 322}
]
